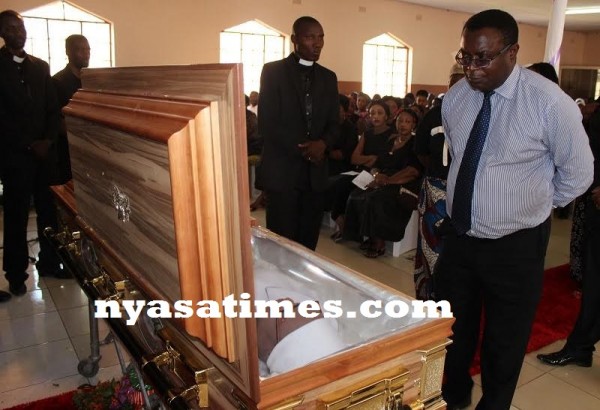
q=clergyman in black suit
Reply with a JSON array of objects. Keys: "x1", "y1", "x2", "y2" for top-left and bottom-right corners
[
  {"x1": 0, "y1": 10, "x2": 64, "y2": 296},
  {"x1": 256, "y1": 16, "x2": 339, "y2": 250}
]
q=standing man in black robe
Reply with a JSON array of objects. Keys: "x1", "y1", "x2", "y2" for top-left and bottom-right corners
[
  {"x1": 257, "y1": 16, "x2": 339, "y2": 250},
  {"x1": 0, "y1": 10, "x2": 65, "y2": 296},
  {"x1": 52, "y1": 34, "x2": 90, "y2": 184}
]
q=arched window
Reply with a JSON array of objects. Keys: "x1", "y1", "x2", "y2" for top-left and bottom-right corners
[
  {"x1": 22, "y1": 0, "x2": 113, "y2": 75},
  {"x1": 362, "y1": 34, "x2": 410, "y2": 97},
  {"x1": 220, "y1": 20, "x2": 286, "y2": 96}
]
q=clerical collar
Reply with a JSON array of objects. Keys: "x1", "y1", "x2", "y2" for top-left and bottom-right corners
[
  {"x1": 293, "y1": 52, "x2": 314, "y2": 66},
  {"x1": 13, "y1": 55, "x2": 25, "y2": 63},
  {"x1": 299, "y1": 58, "x2": 314, "y2": 66}
]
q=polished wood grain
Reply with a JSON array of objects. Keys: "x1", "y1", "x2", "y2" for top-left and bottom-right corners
[
  {"x1": 50, "y1": 181, "x2": 77, "y2": 216},
  {"x1": 68, "y1": 64, "x2": 259, "y2": 402},
  {"x1": 82, "y1": 65, "x2": 236, "y2": 103},
  {"x1": 64, "y1": 91, "x2": 204, "y2": 144},
  {"x1": 68, "y1": 115, "x2": 180, "y2": 301}
]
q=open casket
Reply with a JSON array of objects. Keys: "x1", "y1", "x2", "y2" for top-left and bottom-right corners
[{"x1": 48, "y1": 64, "x2": 453, "y2": 409}]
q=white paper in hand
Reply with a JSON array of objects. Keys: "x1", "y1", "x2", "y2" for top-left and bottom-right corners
[{"x1": 352, "y1": 170, "x2": 374, "y2": 190}]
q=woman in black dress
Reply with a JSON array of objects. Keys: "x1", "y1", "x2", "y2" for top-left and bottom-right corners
[{"x1": 343, "y1": 103, "x2": 422, "y2": 257}]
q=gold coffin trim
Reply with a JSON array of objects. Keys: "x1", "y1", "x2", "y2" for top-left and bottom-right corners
[
  {"x1": 413, "y1": 340, "x2": 452, "y2": 410},
  {"x1": 318, "y1": 368, "x2": 410, "y2": 410}
]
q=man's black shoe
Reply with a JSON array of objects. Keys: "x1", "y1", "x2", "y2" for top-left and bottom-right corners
[
  {"x1": 9, "y1": 282, "x2": 27, "y2": 296},
  {"x1": 446, "y1": 395, "x2": 472, "y2": 410},
  {"x1": 444, "y1": 391, "x2": 472, "y2": 410},
  {"x1": 537, "y1": 350, "x2": 592, "y2": 367},
  {"x1": 0, "y1": 290, "x2": 11, "y2": 302}
]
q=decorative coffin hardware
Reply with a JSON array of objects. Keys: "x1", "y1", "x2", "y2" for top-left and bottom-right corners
[
  {"x1": 50, "y1": 64, "x2": 454, "y2": 409},
  {"x1": 111, "y1": 184, "x2": 131, "y2": 222},
  {"x1": 318, "y1": 367, "x2": 410, "y2": 409},
  {"x1": 416, "y1": 343, "x2": 450, "y2": 410}
]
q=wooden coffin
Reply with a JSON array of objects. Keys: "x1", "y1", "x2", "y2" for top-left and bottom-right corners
[{"x1": 50, "y1": 64, "x2": 453, "y2": 409}]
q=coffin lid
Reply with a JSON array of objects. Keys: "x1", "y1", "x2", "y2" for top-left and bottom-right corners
[{"x1": 64, "y1": 64, "x2": 259, "y2": 401}]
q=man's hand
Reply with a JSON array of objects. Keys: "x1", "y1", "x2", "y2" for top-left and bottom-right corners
[
  {"x1": 29, "y1": 140, "x2": 51, "y2": 159},
  {"x1": 298, "y1": 140, "x2": 327, "y2": 163}
]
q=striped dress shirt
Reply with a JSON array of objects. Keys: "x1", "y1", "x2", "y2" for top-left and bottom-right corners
[{"x1": 442, "y1": 65, "x2": 594, "y2": 239}]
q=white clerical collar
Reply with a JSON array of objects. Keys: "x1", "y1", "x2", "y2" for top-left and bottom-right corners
[
  {"x1": 13, "y1": 55, "x2": 25, "y2": 63},
  {"x1": 298, "y1": 58, "x2": 314, "y2": 66}
]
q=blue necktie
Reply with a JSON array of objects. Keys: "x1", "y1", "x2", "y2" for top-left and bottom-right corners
[{"x1": 452, "y1": 91, "x2": 494, "y2": 235}]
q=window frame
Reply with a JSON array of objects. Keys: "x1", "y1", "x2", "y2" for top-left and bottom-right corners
[
  {"x1": 22, "y1": 1, "x2": 113, "y2": 75},
  {"x1": 362, "y1": 33, "x2": 411, "y2": 98},
  {"x1": 220, "y1": 20, "x2": 287, "y2": 96}
]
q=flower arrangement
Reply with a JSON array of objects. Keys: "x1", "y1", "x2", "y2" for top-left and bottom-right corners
[{"x1": 73, "y1": 364, "x2": 157, "y2": 410}]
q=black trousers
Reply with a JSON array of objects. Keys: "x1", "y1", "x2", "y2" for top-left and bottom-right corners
[
  {"x1": 1, "y1": 153, "x2": 61, "y2": 284},
  {"x1": 324, "y1": 174, "x2": 354, "y2": 221},
  {"x1": 265, "y1": 189, "x2": 325, "y2": 251},
  {"x1": 566, "y1": 197, "x2": 600, "y2": 355},
  {"x1": 436, "y1": 217, "x2": 551, "y2": 410}
]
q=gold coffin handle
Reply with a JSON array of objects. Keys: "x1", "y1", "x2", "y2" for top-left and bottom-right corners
[
  {"x1": 145, "y1": 344, "x2": 211, "y2": 408},
  {"x1": 319, "y1": 368, "x2": 410, "y2": 410},
  {"x1": 176, "y1": 369, "x2": 209, "y2": 408}
]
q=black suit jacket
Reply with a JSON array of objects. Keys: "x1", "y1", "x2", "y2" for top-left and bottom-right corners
[
  {"x1": 257, "y1": 53, "x2": 339, "y2": 192},
  {"x1": 52, "y1": 65, "x2": 81, "y2": 109},
  {"x1": 0, "y1": 47, "x2": 60, "y2": 182},
  {"x1": 0, "y1": 47, "x2": 59, "y2": 155},
  {"x1": 50, "y1": 65, "x2": 82, "y2": 184}
]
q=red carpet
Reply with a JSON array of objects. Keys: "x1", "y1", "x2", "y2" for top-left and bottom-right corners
[
  {"x1": 470, "y1": 264, "x2": 581, "y2": 375},
  {"x1": 4, "y1": 390, "x2": 77, "y2": 410}
]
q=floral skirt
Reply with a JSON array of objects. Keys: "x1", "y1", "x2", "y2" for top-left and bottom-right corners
[
  {"x1": 414, "y1": 177, "x2": 447, "y2": 300},
  {"x1": 569, "y1": 195, "x2": 588, "y2": 283}
]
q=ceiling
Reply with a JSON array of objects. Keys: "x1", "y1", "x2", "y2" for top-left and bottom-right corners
[{"x1": 396, "y1": 0, "x2": 600, "y2": 31}]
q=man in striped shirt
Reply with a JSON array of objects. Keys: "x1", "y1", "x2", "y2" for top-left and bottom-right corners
[{"x1": 437, "y1": 9, "x2": 594, "y2": 410}]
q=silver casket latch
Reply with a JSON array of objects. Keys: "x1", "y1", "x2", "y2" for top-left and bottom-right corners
[{"x1": 111, "y1": 184, "x2": 131, "y2": 222}]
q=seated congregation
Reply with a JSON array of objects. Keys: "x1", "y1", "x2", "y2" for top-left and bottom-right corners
[
  {"x1": 249, "y1": 88, "x2": 435, "y2": 260},
  {"x1": 327, "y1": 99, "x2": 422, "y2": 258}
]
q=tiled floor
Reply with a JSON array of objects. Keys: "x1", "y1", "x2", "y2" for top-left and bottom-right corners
[
  {"x1": 0, "y1": 207, "x2": 599, "y2": 409},
  {"x1": 0, "y1": 210, "x2": 127, "y2": 409}
]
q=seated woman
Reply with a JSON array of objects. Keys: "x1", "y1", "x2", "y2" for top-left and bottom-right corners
[
  {"x1": 326, "y1": 95, "x2": 359, "y2": 241},
  {"x1": 343, "y1": 104, "x2": 422, "y2": 258},
  {"x1": 329, "y1": 99, "x2": 389, "y2": 243}
]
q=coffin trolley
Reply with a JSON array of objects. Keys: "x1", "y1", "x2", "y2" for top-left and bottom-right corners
[{"x1": 48, "y1": 64, "x2": 453, "y2": 409}]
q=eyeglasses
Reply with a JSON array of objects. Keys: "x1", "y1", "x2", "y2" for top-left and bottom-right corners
[{"x1": 455, "y1": 43, "x2": 514, "y2": 69}]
